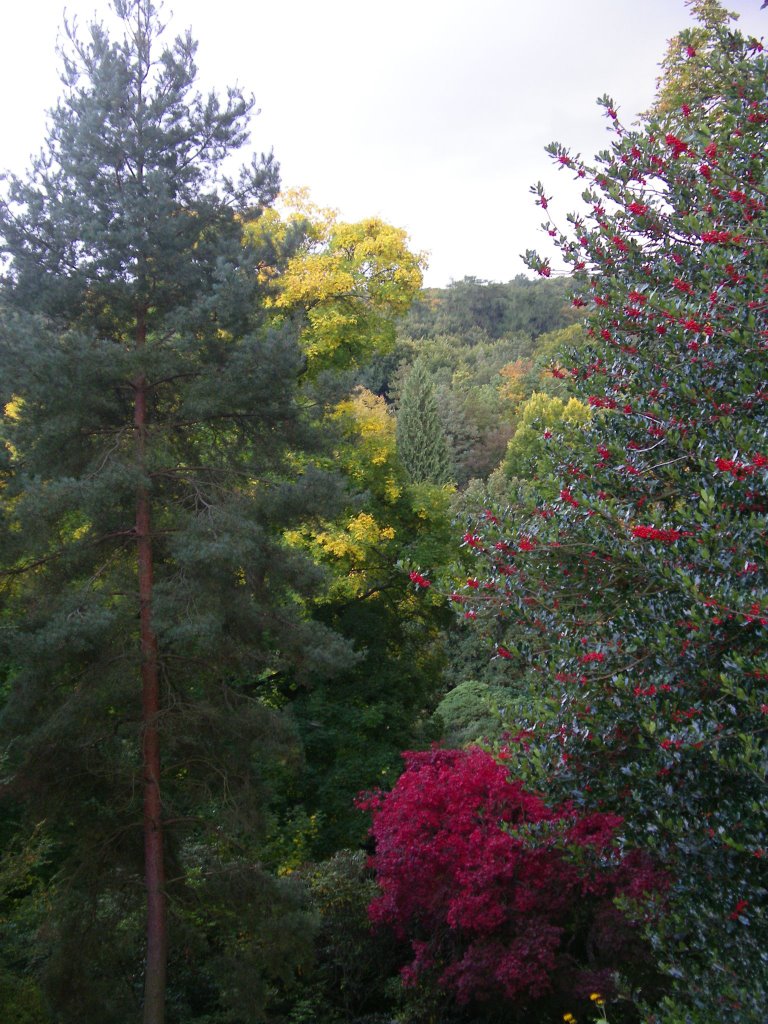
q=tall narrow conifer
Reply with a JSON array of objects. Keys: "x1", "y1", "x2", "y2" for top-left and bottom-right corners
[{"x1": 395, "y1": 358, "x2": 454, "y2": 485}]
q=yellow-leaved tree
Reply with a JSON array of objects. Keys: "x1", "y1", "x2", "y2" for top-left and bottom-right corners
[
  {"x1": 647, "y1": 0, "x2": 738, "y2": 116},
  {"x1": 245, "y1": 189, "x2": 426, "y2": 374},
  {"x1": 245, "y1": 194, "x2": 454, "y2": 854},
  {"x1": 501, "y1": 391, "x2": 591, "y2": 482}
]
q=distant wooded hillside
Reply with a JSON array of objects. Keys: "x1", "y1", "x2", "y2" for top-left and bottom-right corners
[{"x1": 361, "y1": 276, "x2": 585, "y2": 486}]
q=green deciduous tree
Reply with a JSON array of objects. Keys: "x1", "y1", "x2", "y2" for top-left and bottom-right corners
[
  {"x1": 399, "y1": 275, "x2": 579, "y2": 342},
  {"x1": 280, "y1": 388, "x2": 456, "y2": 854},
  {"x1": 0, "y1": 3, "x2": 353, "y2": 1020}
]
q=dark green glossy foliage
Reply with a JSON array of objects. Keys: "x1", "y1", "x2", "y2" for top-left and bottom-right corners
[{"x1": 457, "y1": 22, "x2": 768, "y2": 1024}]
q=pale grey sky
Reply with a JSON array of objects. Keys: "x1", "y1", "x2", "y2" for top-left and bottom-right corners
[{"x1": 1, "y1": 0, "x2": 765, "y2": 285}]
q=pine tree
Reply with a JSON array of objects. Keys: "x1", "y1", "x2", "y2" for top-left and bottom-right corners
[
  {"x1": 0, "y1": 3, "x2": 353, "y2": 1021},
  {"x1": 395, "y1": 358, "x2": 454, "y2": 485}
]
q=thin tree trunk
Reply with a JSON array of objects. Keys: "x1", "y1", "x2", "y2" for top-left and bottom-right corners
[{"x1": 135, "y1": 313, "x2": 167, "y2": 1024}]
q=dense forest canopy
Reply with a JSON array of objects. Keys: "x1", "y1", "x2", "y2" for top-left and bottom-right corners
[{"x1": 0, "y1": 2, "x2": 765, "y2": 1023}]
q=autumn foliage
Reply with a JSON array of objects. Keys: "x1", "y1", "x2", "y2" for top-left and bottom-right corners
[{"x1": 359, "y1": 747, "x2": 666, "y2": 1017}]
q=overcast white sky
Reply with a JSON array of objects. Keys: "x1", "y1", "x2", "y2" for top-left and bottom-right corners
[{"x1": 1, "y1": 0, "x2": 765, "y2": 285}]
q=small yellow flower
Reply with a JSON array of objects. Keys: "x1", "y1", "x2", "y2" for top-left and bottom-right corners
[
  {"x1": 563, "y1": 1014, "x2": 576, "y2": 1023},
  {"x1": 590, "y1": 993, "x2": 602, "y2": 1002}
]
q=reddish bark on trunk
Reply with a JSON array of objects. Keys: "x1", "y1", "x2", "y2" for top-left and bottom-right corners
[{"x1": 134, "y1": 315, "x2": 167, "y2": 1024}]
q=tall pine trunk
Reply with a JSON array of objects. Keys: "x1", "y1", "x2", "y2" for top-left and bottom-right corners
[
  {"x1": 0, "y1": 2, "x2": 321, "y2": 1016},
  {"x1": 134, "y1": 313, "x2": 167, "y2": 1024}
]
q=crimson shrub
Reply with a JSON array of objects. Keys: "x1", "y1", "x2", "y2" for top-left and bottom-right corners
[{"x1": 360, "y1": 747, "x2": 665, "y2": 1020}]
